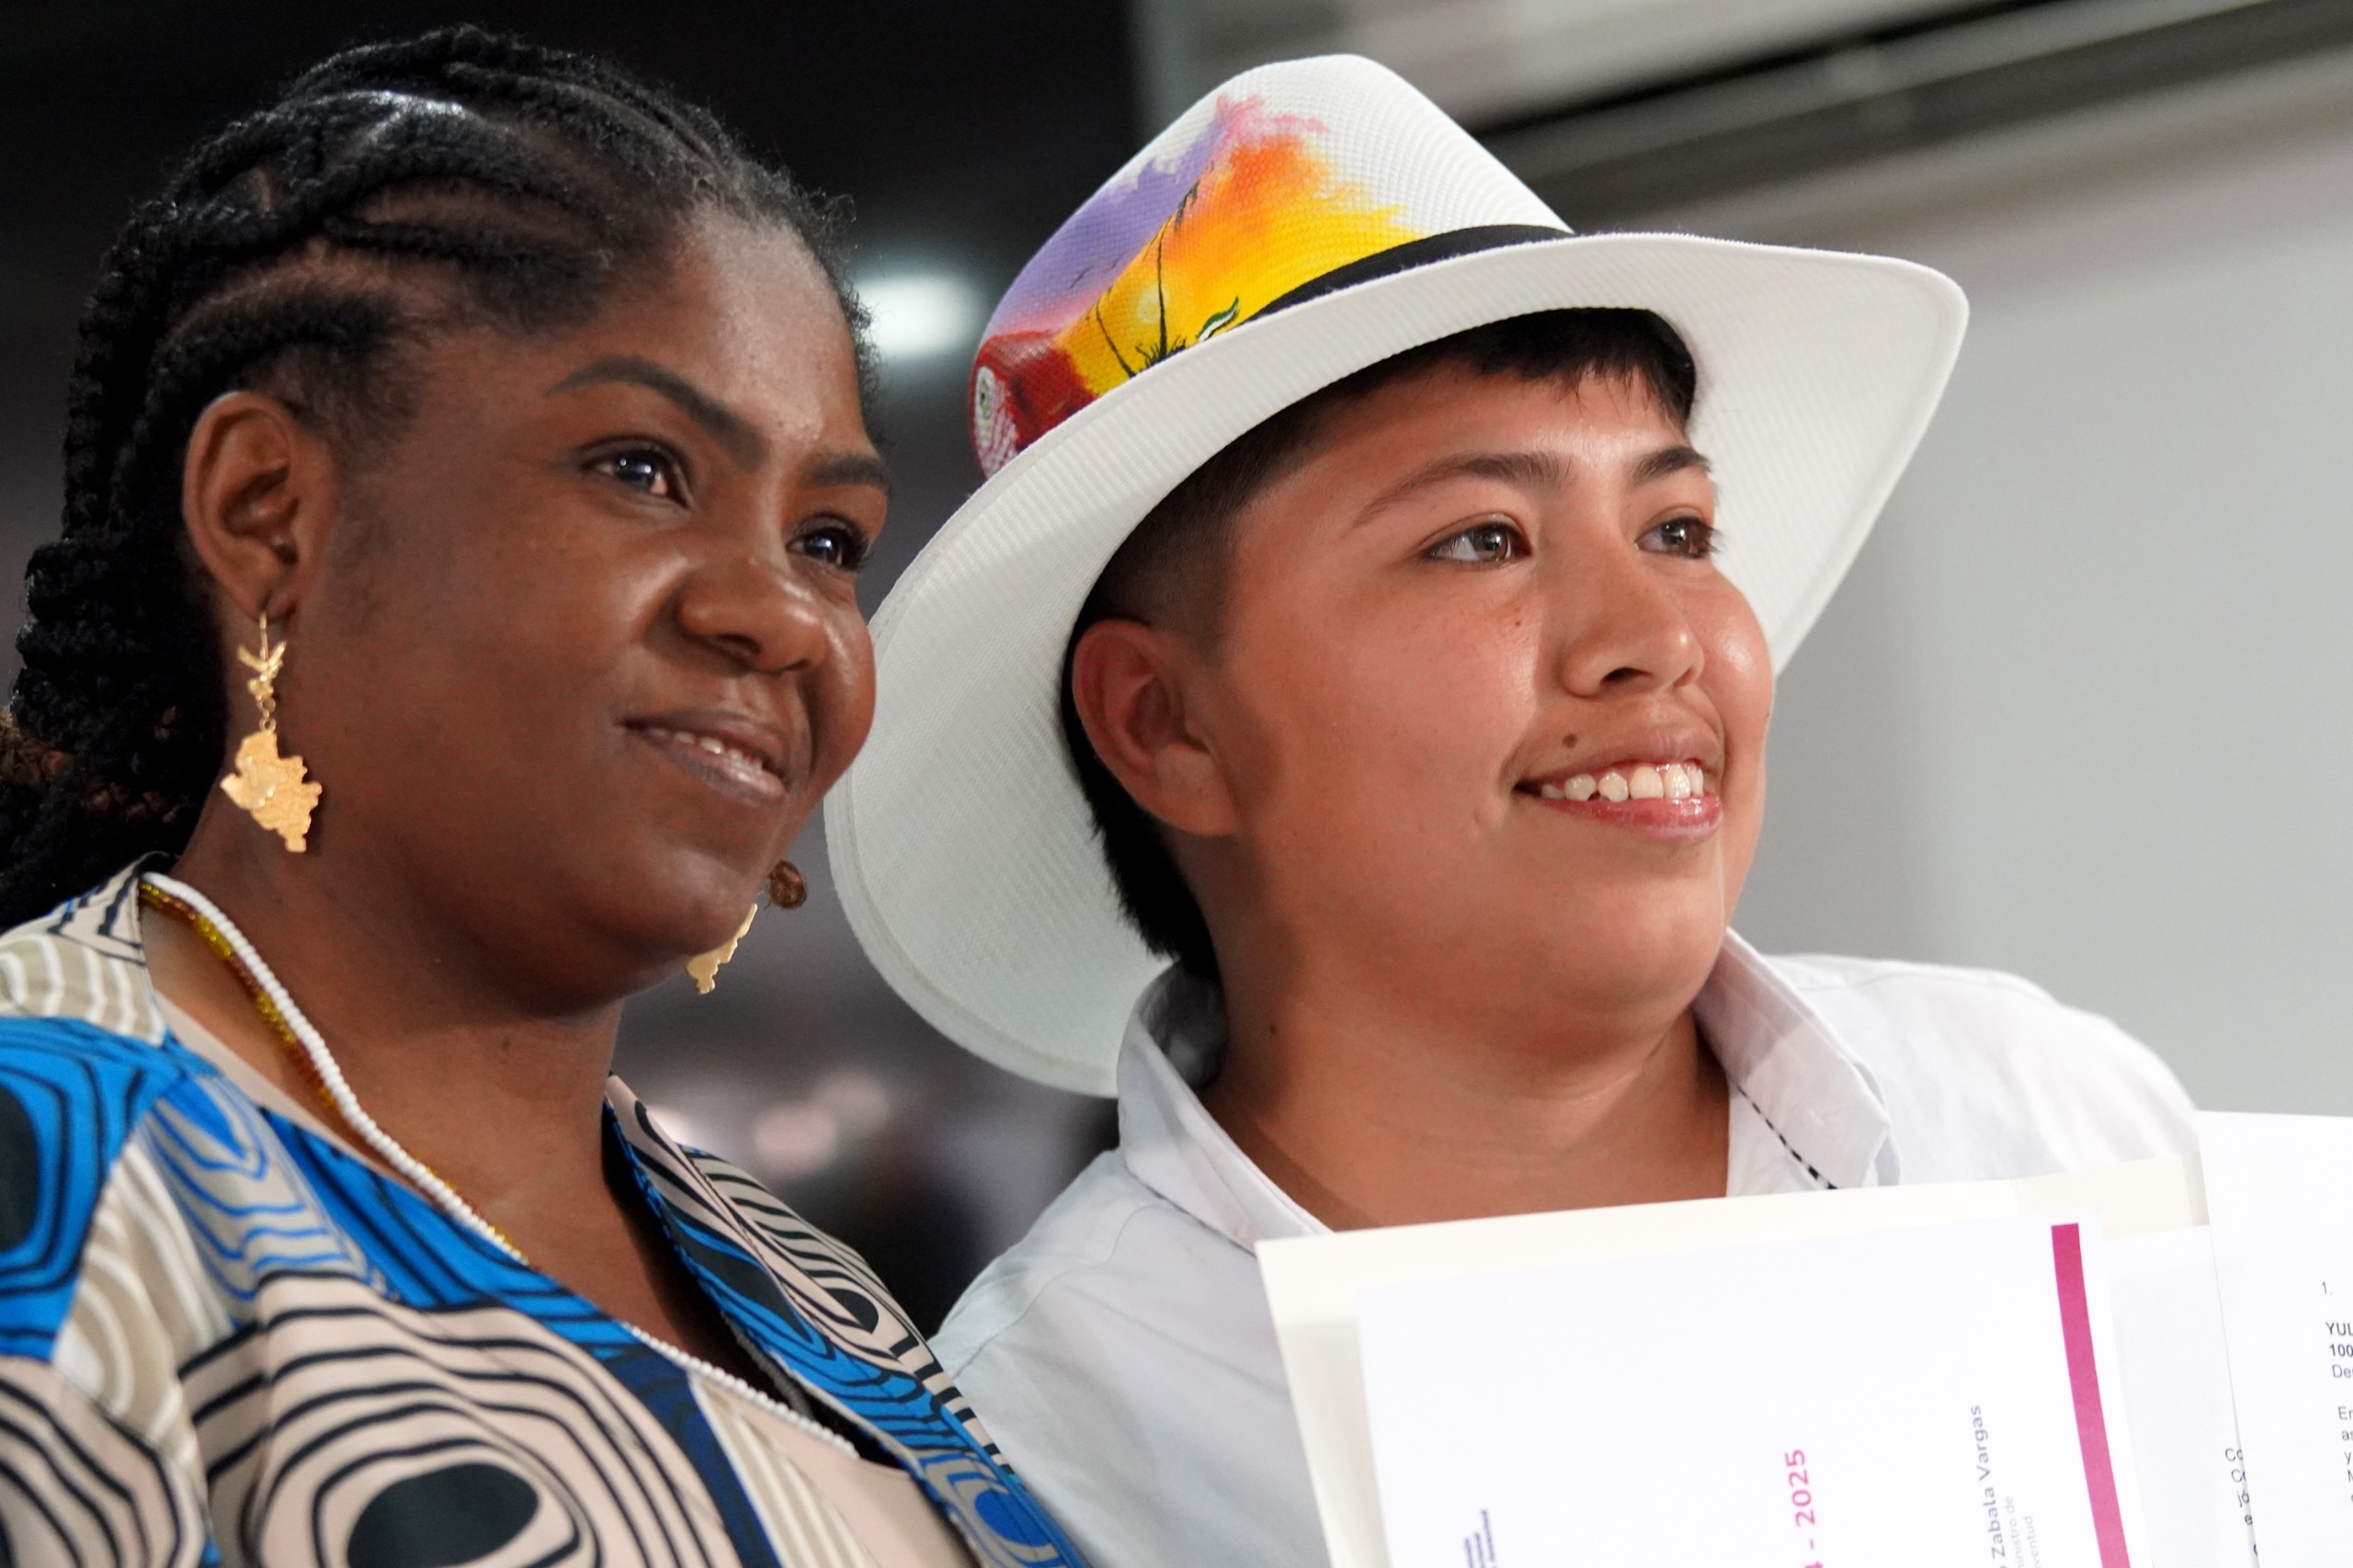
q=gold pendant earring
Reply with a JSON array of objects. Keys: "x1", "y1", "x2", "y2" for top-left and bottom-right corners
[
  {"x1": 686, "y1": 861, "x2": 805, "y2": 994},
  {"x1": 219, "y1": 611, "x2": 322, "y2": 853}
]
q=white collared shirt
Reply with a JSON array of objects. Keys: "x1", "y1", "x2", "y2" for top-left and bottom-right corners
[{"x1": 935, "y1": 936, "x2": 2196, "y2": 1568}]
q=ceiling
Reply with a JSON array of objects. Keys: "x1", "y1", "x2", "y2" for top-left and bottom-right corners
[
  {"x1": 1133, "y1": 0, "x2": 2353, "y2": 228},
  {"x1": 1132, "y1": 0, "x2": 1968, "y2": 123}
]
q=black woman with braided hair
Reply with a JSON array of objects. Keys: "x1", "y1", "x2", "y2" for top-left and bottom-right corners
[{"x1": 0, "y1": 27, "x2": 1084, "y2": 1568}]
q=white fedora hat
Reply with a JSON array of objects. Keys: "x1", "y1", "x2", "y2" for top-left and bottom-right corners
[{"x1": 828, "y1": 54, "x2": 1966, "y2": 1095}]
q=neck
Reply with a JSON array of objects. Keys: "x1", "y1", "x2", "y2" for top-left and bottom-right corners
[
  {"x1": 150, "y1": 812, "x2": 625, "y2": 1221},
  {"x1": 1200, "y1": 954, "x2": 1729, "y2": 1231}
]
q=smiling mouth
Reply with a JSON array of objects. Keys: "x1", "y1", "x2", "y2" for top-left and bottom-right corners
[
  {"x1": 631, "y1": 722, "x2": 787, "y2": 806},
  {"x1": 1531, "y1": 760, "x2": 1711, "y2": 803},
  {"x1": 1518, "y1": 758, "x2": 1721, "y2": 831}
]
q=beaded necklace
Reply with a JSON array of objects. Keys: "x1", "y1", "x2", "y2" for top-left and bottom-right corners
[
  {"x1": 132, "y1": 869, "x2": 861, "y2": 1455},
  {"x1": 137, "y1": 872, "x2": 521, "y2": 1256}
]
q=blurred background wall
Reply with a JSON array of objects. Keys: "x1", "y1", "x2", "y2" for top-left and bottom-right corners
[{"x1": 1, "y1": 0, "x2": 2348, "y2": 1326}]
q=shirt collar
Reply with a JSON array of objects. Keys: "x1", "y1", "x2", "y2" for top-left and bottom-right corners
[
  {"x1": 1116, "y1": 969, "x2": 1330, "y2": 1248},
  {"x1": 1113, "y1": 932, "x2": 1898, "y2": 1252},
  {"x1": 1698, "y1": 930, "x2": 1899, "y2": 1190}
]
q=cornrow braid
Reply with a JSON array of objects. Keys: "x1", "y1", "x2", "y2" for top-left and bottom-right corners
[{"x1": 0, "y1": 25, "x2": 871, "y2": 927}]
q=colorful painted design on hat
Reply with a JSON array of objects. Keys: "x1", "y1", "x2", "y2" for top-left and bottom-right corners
[{"x1": 970, "y1": 94, "x2": 1424, "y2": 476}]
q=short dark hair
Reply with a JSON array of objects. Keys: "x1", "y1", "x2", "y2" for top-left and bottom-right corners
[
  {"x1": 0, "y1": 26, "x2": 870, "y2": 926},
  {"x1": 1060, "y1": 307, "x2": 1699, "y2": 980}
]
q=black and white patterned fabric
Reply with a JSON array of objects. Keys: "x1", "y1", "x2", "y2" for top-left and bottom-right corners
[{"x1": 0, "y1": 864, "x2": 1086, "y2": 1568}]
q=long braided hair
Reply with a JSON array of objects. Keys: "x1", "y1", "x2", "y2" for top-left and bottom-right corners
[{"x1": 0, "y1": 26, "x2": 871, "y2": 928}]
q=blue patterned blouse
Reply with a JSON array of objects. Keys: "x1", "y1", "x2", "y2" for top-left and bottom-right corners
[{"x1": 0, "y1": 865, "x2": 1086, "y2": 1568}]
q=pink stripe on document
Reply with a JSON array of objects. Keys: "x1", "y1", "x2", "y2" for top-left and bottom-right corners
[{"x1": 2052, "y1": 1221, "x2": 2131, "y2": 1568}]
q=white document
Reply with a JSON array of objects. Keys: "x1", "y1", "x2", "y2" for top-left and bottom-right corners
[
  {"x1": 1260, "y1": 1157, "x2": 2201, "y2": 1568},
  {"x1": 2103, "y1": 1226, "x2": 2257, "y2": 1567},
  {"x1": 1355, "y1": 1212, "x2": 2138, "y2": 1568},
  {"x1": 2200, "y1": 1110, "x2": 2353, "y2": 1565}
]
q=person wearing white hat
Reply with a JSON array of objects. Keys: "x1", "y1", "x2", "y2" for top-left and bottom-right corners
[{"x1": 828, "y1": 55, "x2": 2196, "y2": 1568}]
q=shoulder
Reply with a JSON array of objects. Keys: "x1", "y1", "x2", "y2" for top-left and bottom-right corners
[
  {"x1": 0, "y1": 1014, "x2": 209, "y2": 1358},
  {"x1": 684, "y1": 1143, "x2": 893, "y2": 1284},
  {"x1": 0, "y1": 1012, "x2": 204, "y2": 1147},
  {"x1": 933, "y1": 1154, "x2": 1307, "y2": 1568},
  {"x1": 938, "y1": 1147, "x2": 1291, "y2": 1423},
  {"x1": 1767, "y1": 949, "x2": 2170, "y2": 1085},
  {"x1": 645, "y1": 1132, "x2": 929, "y2": 1351},
  {"x1": 936, "y1": 1150, "x2": 1215, "y2": 1376},
  {"x1": 1763, "y1": 950, "x2": 2197, "y2": 1176},
  {"x1": 610, "y1": 1105, "x2": 995, "y2": 1415},
  {"x1": 0, "y1": 868, "x2": 169, "y2": 1042},
  {"x1": 938, "y1": 1153, "x2": 1325, "y2": 1568}
]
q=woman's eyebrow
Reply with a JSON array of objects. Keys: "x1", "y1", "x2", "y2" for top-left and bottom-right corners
[
  {"x1": 805, "y1": 449, "x2": 892, "y2": 495},
  {"x1": 545, "y1": 354, "x2": 765, "y2": 470}
]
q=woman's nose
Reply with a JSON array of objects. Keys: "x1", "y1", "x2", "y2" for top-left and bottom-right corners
[
  {"x1": 1549, "y1": 539, "x2": 1704, "y2": 697},
  {"x1": 671, "y1": 552, "x2": 831, "y2": 676}
]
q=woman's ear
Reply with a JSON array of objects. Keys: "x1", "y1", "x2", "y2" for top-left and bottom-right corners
[
  {"x1": 1069, "y1": 619, "x2": 1240, "y2": 838},
  {"x1": 179, "y1": 390, "x2": 343, "y2": 624}
]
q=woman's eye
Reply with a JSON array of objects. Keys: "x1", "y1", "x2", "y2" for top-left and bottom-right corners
[
  {"x1": 792, "y1": 522, "x2": 870, "y2": 573},
  {"x1": 1643, "y1": 516, "x2": 1717, "y2": 559},
  {"x1": 595, "y1": 449, "x2": 683, "y2": 500},
  {"x1": 1428, "y1": 520, "x2": 1527, "y2": 565}
]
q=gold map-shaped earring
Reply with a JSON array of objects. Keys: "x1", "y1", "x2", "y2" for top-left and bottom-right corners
[
  {"x1": 219, "y1": 611, "x2": 322, "y2": 853},
  {"x1": 686, "y1": 861, "x2": 808, "y2": 994},
  {"x1": 686, "y1": 904, "x2": 758, "y2": 995}
]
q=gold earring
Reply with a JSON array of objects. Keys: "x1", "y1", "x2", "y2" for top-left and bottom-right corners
[
  {"x1": 686, "y1": 905, "x2": 757, "y2": 995},
  {"x1": 686, "y1": 862, "x2": 806, "y2": 994},
  {"x1": 219, "y1": 611, "x2": 322, "y2": 853}
]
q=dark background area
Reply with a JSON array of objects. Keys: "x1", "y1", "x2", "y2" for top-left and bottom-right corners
[
  {"x1": 0, "y1": 0, "x2": 1139, "y2": 1332},
  {"x1": 0, "y1": 0, "x2": 1140, "y2": 592}
]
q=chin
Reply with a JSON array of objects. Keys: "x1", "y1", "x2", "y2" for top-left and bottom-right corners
[
  {"x1": 566, "y1": 838, "x2": 773, "y2": 955},
  {"x1": 1541, "y1": 889, "x2": 1730, "y2": 996}
]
